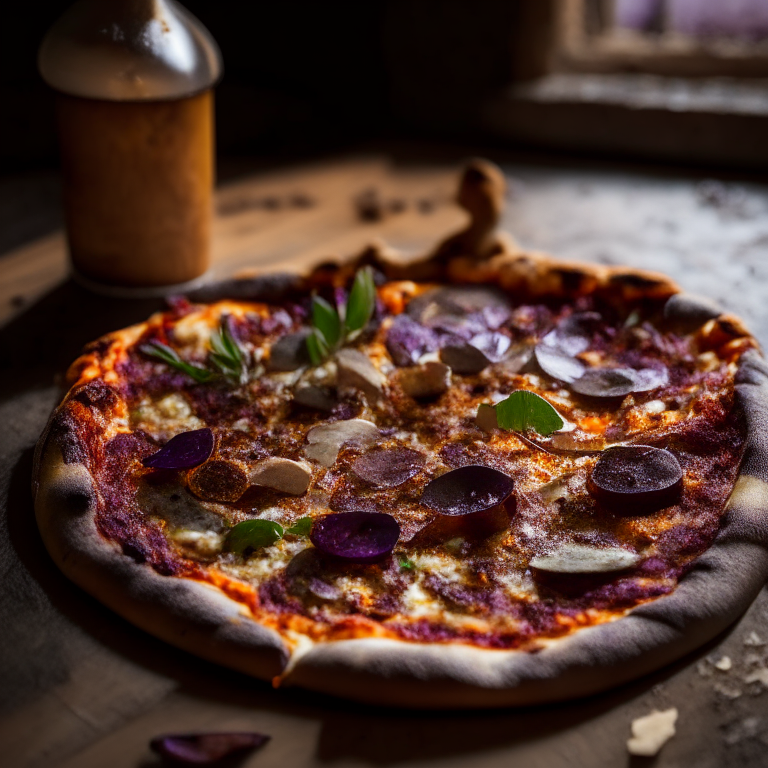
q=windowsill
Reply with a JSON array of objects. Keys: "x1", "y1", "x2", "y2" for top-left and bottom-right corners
[{"x1": 483, "y1": 72, "x2": 768, "y2": 168}]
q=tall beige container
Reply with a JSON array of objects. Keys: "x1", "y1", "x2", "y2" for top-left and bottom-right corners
[{"x1": 39, "y1": 0, "x2": 222, "y2": 293}]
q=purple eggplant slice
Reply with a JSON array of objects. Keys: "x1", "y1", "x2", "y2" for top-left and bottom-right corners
[
  {"x1": 588, "y1": 445, "x2": 683, "y2": 511},
  {"x1": 571, "y1": 368, "x2": 638, "y2": 398},
  {"x1": 142, "y1": 428, "x2": 214, "y2": 470},
  {"x1": 149, "y1": 732, "x2": 269, "y2": 765},
  {"x1": 310, "y1": 511, "x2": 400, "y2": 563},
  {"x1": 421, "y1": 465, "x2": 515, "y2": 516},
  {"x1": 351, "y1": 447, "x2": 425, "y2": 487}
]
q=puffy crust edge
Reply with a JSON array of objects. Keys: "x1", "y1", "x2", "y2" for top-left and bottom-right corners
[
  {"x1": 281, "y1": 348, "x2": 768, "y2": 707},
  {"x1": 34, "y1": 440, "x2": 290, "y2": 681},
  {"x1": 33, "y1": 284, "x2": 768, "y2": 708}
]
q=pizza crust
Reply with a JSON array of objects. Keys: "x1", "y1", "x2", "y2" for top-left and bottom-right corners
[
  {"x1": 284, "y1": 349, "x2": 768, "y2": 707},
  {"x1": 34, "y1": 343, "x2": 768, "y2": 708},
  {"x1": 35, "y1": 442, "x2": 289, "y2": 681},
  {"x1": 32, "y1": 159, "x2": 768, "y2": 707}
]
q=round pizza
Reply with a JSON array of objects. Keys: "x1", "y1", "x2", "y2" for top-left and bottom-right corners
[{"x1": 33, "y1": 161, "x2": 768, "y2": 708}]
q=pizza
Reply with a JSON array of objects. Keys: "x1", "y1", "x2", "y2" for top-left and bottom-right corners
[{"x1": 33, "y1": 161, "x2": 768, "y2": 708}]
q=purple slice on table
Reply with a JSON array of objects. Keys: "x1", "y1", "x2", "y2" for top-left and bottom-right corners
[
  {"x1": 421, "y1": 465, "x2": 514, "y2": 516},
  {"x1": 142, "y1": 428, "x2": 214, "y2": 470},
  {"x1": 310, "y1": 511, "x2": 400, "y2": 563},
  {"x1": 149, "y1": 732, "x2": 270, "y2": 765},
  {"x1": 588, "y1": 445, "x2": 683, "y2": 512},
  {"x1": 351, "y1": 447, "x2": 425, "y2": 488}
]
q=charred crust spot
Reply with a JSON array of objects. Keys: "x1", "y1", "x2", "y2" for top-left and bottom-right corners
[
  {"x1": 188, "y1": 460, "x2": 249, "y2": 503},
  {"x1": 48, "y1": 411, "x2": 88, "y2": 465},
  {"x1": 610, "y1": 273, "x2": 664, "y2": 290},
  {"x1": 72, "y1": 381, "x2": 119, "y2": 412},
  {"x1": 554, "y1": 268, "x2": 589, "y2": 293},
  {"x1": 714, "y1": 317, "x2": 743, "y2": 338}
]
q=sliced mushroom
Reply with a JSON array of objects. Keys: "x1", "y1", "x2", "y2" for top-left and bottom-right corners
[
  {"x1": 335, "y1": 349, "x2": 386, "y2": 401},
  {"x1": 304, "y1": 418, "x2": 379, "y2": 467},
  {"x1": 529, "y1": 543, "x2": 640, "y2": 574},
  {"x1": 249, "y1": 457, "x2": 312, "y2": 495},
  {"x1": 397, "y1": 361, "x2": 451, "y2": 398},
  {"x1": 267, "y1": 330, "x2": 312, "y2": 372},
  {"x1": 440, "y1": 332, "x2": 510, "y2": 374}
]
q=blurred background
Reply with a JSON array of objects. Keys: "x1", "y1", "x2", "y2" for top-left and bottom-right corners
[
  {"x1": 4, "y1": 0, "x2": 768, "y2": 172},
  {"x1": 4, "y1": 0, "x2": 768, "y2": 258}
]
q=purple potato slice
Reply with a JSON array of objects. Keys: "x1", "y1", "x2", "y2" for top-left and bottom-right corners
[
  {"x1": 351, "y1": 447, "x2": 425, "y2": 488},
  {"x1": 588, "y1": 445, "x2": 683, "y2": 512},
  {"x1": 421, "y1": 465, "x2": 515, "y2": 516},
  {"x1": 149, "y1": 732, "x2": 269, "y2": 765},
  {"x1": 310, "y1": 511, "x2": 400, "y2": 564},
  {"x1": 142, "y1": 428, "x2": 214, "y2": 470}
]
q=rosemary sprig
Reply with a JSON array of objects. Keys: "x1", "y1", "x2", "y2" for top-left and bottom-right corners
[
  {"x1": 209, "y1": 315, "x2": 248, "y2": 384},
  {"x1": 140, "y1": 341, "x2": 215, "y2": 384}
]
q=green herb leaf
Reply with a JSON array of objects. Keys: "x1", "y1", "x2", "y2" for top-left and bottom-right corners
[
  {"x1": 226, "y1": 520, "x2": 285, "y2": 555},
  {"x1": 312, "y1": 295, "x2": 342, "y2": 348},
  {"x1": 286, "y1": 517, "x2": 313, "y2": 536},
  {"x1": 140, "y1": 342, "x2": 215, "y2": 384},
  {"x1": 344, "y1": 266, "x2": 376, "y2": 334},
  {"x1": 492, "y1": 390, "x2": 564, "y2": 436},
  {"x1": 209, "y1": 316, "x2": 246, "y2": 382},
  {"x1": 306, "y1": 327, "x2": 330, "y2": 366},
  {"x1": 398, "y1": 556, "x2": 415, "y2": 571}
]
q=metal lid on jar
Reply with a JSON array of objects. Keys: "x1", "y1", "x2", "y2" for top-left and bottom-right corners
[{"x1": 38, "y1": 0, "x2": 222, "y2": 101}]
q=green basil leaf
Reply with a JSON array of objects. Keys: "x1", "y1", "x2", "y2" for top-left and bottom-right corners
[
  {"x1": 344, "y1": 266, "x2": 376, "y2": 334},
  {"x1": 492, "y1": 390, "x2": 564, "y2": 436},
  {"x1": 306, "y1": 327, "x2": 329, "y2": 366},
  {"x1": 140, "y1": 342, "x2": 215, "y2": 384},
  {"x1": 398, "y1": 556, "x2": 415, "y2": 570},
  {"x1": 312, "y1": 295, "x2": 342, "y2": 348},
  {"x1": 226, "y1": 520, "x2": 285, "y2": 555},
  {"x1": 286, "y1": 517, "x2": 313, "y2": 536}
]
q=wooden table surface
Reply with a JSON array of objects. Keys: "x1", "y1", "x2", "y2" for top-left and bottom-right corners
[{"x1": 2, "y1": 152, "x2": 768, "y2": 768}]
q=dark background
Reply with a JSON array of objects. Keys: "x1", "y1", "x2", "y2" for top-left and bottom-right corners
[{"x1": 2, "y1": 1, "x2": 546, "y2": 173}]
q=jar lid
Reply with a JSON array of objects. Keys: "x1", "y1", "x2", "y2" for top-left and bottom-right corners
[{"x1": 38, "y1": 0, "x2": 222, "y2": 101}]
